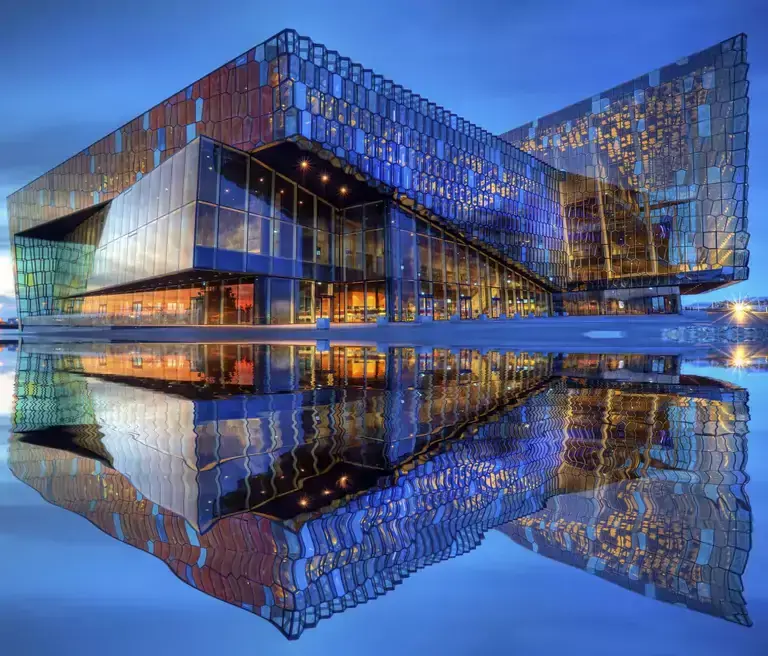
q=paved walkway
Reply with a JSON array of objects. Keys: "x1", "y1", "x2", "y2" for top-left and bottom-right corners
[{"x1": 19, "y1": 314, "x2": 728, "y2": 353}]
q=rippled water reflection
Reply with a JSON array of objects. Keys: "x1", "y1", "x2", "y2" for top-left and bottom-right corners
[{"x1": 3, "y1": 343, "x2": 756, "y2": 642}]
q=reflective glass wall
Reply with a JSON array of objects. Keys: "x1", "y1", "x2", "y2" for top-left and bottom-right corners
[
  {"x1": 9, "y1": 28, "x2": 567, "y2": 312},
  {"x1": 191, "y1": 137, "x2": 388, "y2": 324},
  {"x1": 388, "y1": 204, "x2": 551, "y2": 320},
  {"x1": 86, "y1": 141, "x2": 198, "y2": 290},
  {"x1": 14, "y1": 141, "x2": 198, "y2": 320},
  {"x1": 504, "y1": 35, "x2": 750, "y2": 294},
  {"x1": 559, "y1": 286, "x2": 680, "y2": 316},
  {"x1": 33, "y1": 136, "x2": 550, "y2": 326}
]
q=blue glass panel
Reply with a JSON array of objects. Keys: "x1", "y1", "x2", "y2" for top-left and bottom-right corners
[
  {"x1": 246, "y1": 253, "x2": 271, "y2": 274},
  {"x1": 272, "y1": 258, "x2": 294, "y2": 278},
  {"x1": 214, "y1": 248, "x2": 245, "y2": 272},
  {"x1": 194, "y1": 246, "x2": 216, "y2": 269}
]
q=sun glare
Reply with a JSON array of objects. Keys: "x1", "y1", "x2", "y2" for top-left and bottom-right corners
[{"x1": 729, "y1": 345, "x2": 751, "y2": 369}]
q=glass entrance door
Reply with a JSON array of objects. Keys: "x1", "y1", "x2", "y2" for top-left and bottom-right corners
[
  {"x1": 459, "y1": 296, "x2": 472, "y2": 320},
  {"x1": 318, "y1": 295, "x2": 333, "y2": 321},
  {"x1": 491, "y1": 296, "x2": 502, "y2": 318},
  {"x1": 419, "y1": 294, "x2": 434, "y2": 319}
]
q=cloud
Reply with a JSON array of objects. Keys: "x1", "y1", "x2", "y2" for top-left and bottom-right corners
[
  {"x1": 0, "y1": 296, "x2": 16, "y2": 319},
  {"x1": 0, "y1": 254, "x2": 14, "y2": 296}
]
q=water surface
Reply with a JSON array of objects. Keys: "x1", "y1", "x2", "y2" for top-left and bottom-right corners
[{"x1": 1, "y1": 342, "x2": 766, "y2": 655}]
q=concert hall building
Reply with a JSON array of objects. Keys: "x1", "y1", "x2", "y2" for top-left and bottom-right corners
[{"x1": 7, "y1": 31, "x2": 749, "y2": 327}]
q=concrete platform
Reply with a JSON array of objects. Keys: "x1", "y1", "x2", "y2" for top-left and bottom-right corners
[{"x1": 18, "y1": 314, "x2": 730, "y2": 354}]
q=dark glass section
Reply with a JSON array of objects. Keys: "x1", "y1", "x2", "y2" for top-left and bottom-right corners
[
  {"x1": 273, "y1": 176, "x2": 295, "y2": 222},
  {"x1": 316, "y1": 199, "x2": 334, "y2": 232},
  {"x1": 269, "y1": 278, "x2": 292, "y2": 324},
  {"x1": 248, "y1": 160, "x2": 273, "y2": 216},
  {"x1": 198, "y1": 139, "x2": 220, "y2": 204},
  {"x1": 218, "y1": 148, "x2": 248, "y2": 210},
  {"x1": 296, "y1": 189, "x2": 314, "y2": 228}
]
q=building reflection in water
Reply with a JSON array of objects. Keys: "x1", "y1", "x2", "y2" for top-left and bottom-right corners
[{"x1": 8, "y1": 344, "x2": 752, "y2": 637}]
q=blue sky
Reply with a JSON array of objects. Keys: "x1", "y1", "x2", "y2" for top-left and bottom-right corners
[{"x1": 1, "y1": 0, "x2": 765, "y2": 316}]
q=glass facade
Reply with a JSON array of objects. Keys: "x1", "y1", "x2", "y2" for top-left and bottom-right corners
[
  {"x1": 504, "y1": 35, "x2": 750, "y2": 303},
  {"x1": 388, "y1": 204, "x2": 550, "y2": 319},
  {"x1": 7, "y1": 30, "x2": 750, "y2": 325},
  {"x1": 18, "y1": 135, "x2": 551, "y2": 326},
  {"x1": 14, "y1": 140, "x2": 199, "y2": 319}
]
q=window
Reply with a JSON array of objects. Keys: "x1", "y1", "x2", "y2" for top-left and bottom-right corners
[
  {"x1": 270, "y1": 278, "x2": 292, "y2": 324},
  {"x1": 180, "y1": 202, "x2": 196, "y2": 268},
  {"x1": 182, "y1": 141, "x2": 200, "y2": 206},
  {"x1": 431, "y1": 237, "x2": 444, "y2": 282},
  {"x1": 317, "y1": 199, "x2": 335, "y2": 231},
  {"x1": 166, "y1": 209, "x2": 181, "y2": 270},
  {"x1": 170, "y1": 150, "x2": 186, "y2": 211},
  {"x1": 204, "y1": 282, "x2": 221, "y2": 325},
  {"x1": 196, "y1": 203, "x2": 217, "y2": 247},
  {"x1": 364, "y1": 202, "x2": 386, "y2": 229},
  {"x1": 400, "y1": 230, "x2": 415, "y2": 279},
  {"x1": 219, "y1": 148, "x2": 248, "y2": 210},
  {"x1": 444, "y1": 240, "x2": 456, "y2": 283},
  {"x1": 365, "y1": 282, "x2": 386, "y2": 321},
  {"x1": 297, "y1": 280, "x2": 314, "y2": 323},
  {"x1": 274, "y1": 220, "x2": 294, "y2": 259},
  {"x1": 297, "y1": 225, "x2": 315, "y2": 263},
  {"x1": 297, "y1": 189, "x2": 315, "y2": 228},
  {"x1": 248, "y1": 161, "x2": 273, "y2": 216},
  {"x1": 274, "y1": 177, "x2": 295, "y2": 222},
  {"x1": 344, "y1": 232, "x2": 363, "y2": 280},
  {"x1": 218, "y1": 208, "x2": 246, "y2": 251},
  {"x1": 344, "y1": 206, "x2": 363, "y2": 233},
  {"x1": 137, "y1": 176, "x2": 150, "y2": 227},
  {"x1": 316, "y1": 230, "x2": 332, "y2": 266},
  {"x1": 400, "y1": 281, "x2": 416, "y2": 321},
  {"x1": 469, "y1": 249, "x2": 481, "y2": 286},
  {"x1": 198, "y1": 140, "x2": 220, "y2": 204},
  {"x1": 158, "y1": 157, "x2": 173, "y2": 217},
  {"x1": 247, "y1": 214, "x2": 270, "y2": 255},
  {"x1": 253, "y1": 278, "x2": 267, "y2": 325},
  {"x1": 222, "y1": 281, "x2": 238, "y2": 324},
  {"x1": 417, "y1": 234, "x2": 430, "y2": 279},
  {"x1": 237, "y1": 282, "x2": 254, "y2": 324},
  {"x1": 346, "y1": 283, "x2": 365, "y2": 322},
  {"x1": 457, "y1": 243, "x2": 469, "y2": 284},
  {"x1": 148, "y1": 165, "x2": 161, "y2": 222},
  {"x1": 365, "y1": 229, "x2": 385, "y2": 278},
  {"x1": 155, "y1": 216, "x2": 168, "y2": 276}
]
